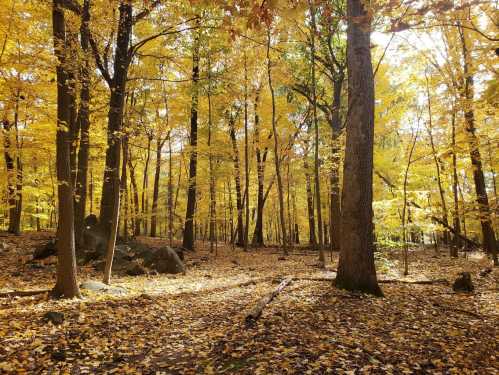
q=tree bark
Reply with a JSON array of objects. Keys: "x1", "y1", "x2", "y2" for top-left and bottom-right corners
[
  {"x1": 335, "y1": 0, "x2": 382, "y2": 296},
  {"x1": 458, "y1": 22, "x2": 497, "y2": 265},
  {"x1": 51, "y1": 0, "x2": 81, "y2": 299},
  {"x1": 228, "y1": 110, "x2": 244, "y2": 247},
  {"x1": 150, "y1": 135, "x2": 164, "y2": 237},
  {"x1": 182, "y1": 22, "x2": 201, "y2": 251},
  {"x1": 74, "y1": 0, "x2": 91, "y2": 248},
  {"x1": 141, "y1": 133, "x2": 152, "y2": 235}
]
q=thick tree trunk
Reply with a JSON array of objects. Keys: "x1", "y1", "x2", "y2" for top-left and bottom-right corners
[
  {"x1": 51, "y1": 0, "x2": 81, "y2": 299},
  {"x1": 458, "y1": 23, "x2": 497, "y2": 265},
  {"x1": 99, "y1": 2, "x2": 132, "y2": 235},
  {"x1": 335, "y1": 0, "x2": 382, "y2": 296},
  {"x1": 2, "y1": 118, "x2": 21, "y2": 235},
  {"x1": 182, "y1": 24, "x2": 200, "y2": 251}
]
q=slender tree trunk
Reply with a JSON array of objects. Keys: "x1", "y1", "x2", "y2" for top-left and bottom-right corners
[
  {"x1": 228, "y1": 113, "x2": 244, "y2": 247},
  {"x1": 425, "y1": 73, "x2": 450, "y2": 246},
  {"x1": 207, "y1": 55, "x2": 216, "y2": 252},
  {"x1": 168, "y1": 136, "x2": 174, "y2": 246},
  {"x1": 450, "y1": 109, "x2": 461, "y2": 257},
  {"x1": 51, "y1": 0, "x2": 81, "y2": 298},
  {"x1": 74, "y1": 0, "x2": 91, "y2": 247},
  {"x1": 182, "y1": 23, "x2": 200, "y2": 251},
  {"x1": 128, "y1": 149, "x2": 140, "y2": 237},
  {"x1": 121, "y1": 137, "x2": 129, "y2": 241},
  {"x1": 335, "y1": 0, "x2": 382, "y2": 295},
  {"x1": 243, "y1": 51, "x2": 250, "y2": 252},
  {"x1": 330, "y1": 77, "x2": 343, "y2": 253},
  {"x1": 309, "y1": 0, "x2": 324, "y2": 263},
  {"x1": 150, "y1": 135, "x2": 164, "y2": 237},
  {"x1": 459, "y1": 22, "x2": 497, "y2": 265},
  {"x1": 266, "y1": 26, "x2": 287, "y2": 254},
  {"x1": 141, "y1": 134, "x2": 152, "y2": 235}
]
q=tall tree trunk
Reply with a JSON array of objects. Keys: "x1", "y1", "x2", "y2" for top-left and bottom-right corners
[
  {"x1": 2, "y1": 117, "x2": 20, "y2": 235},
  {"x1": 182, "y1": 23, "x2": 200, "y2": 251},
  {"x1": 458, "y1": 22, "x2": 497, "y2": 265},
  {"x1": 207, "y1": 57, "x2": 217, "y2": 252},
  {"x1": 127, "y1": 149, "x2": 140, "y2": 237},
  {"x1": 99, "y1": 2, "x2": 132, "y2": 236},
  {"x1": 330, "y1": 76, "x2": 343, "y2": 253},
  {"x1": 425, "y1": 73, "x2": 450, "y2": 246},
  {"x1": 228, "y1": 112, "x2": 244, "y2": 246},
  {"x1": 335, "y1": 0, "x2": 382, "y2": 296},
  {"x1": 121, "y1": 137, "x2": 129, "y2": 241},
  {"x1": 150, "y1": 135, "x2": 164, "y2": 237},
  {"x1": 168, "y1": 136, "x2": 174, "y2": 246},
  {"x1": 266, "y1": 26, "x2": 287, "y2": 254},
  {"x1": 141, "y1": 134, "x2": 152, "y2": 235},
  {"x1": 450, "y1": 108, "x2": 461, "y2": 257},
  {"x1": 243, "y1": 51, "x2": 250, "y2": 252},
  {"x1": 51, "y1": 0, "x2": 81, "y2": 298},
  {"x1": 74, "y1": 0, "x2": 91, "y2": 247},
  {"x1": 309, "y1": 0, "x2": 324, "y2": 263}
]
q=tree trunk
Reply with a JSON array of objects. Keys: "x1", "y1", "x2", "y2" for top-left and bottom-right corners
[
  {"x1": 74, "y1": 0, "x2": 91, "y2": 248},
  {"x1": 51, "y1": 0, "x2": 81, "y2": 299},
  {"x1": 121, "y1": 137, "x2": 129, "y2": 241},
  {"x1": 335, "y1": 0, "x2": 382, "y2": 296},
  {"x1": 168, "y1": 136, "x2": 174, "y2": 246},
  {"x1": 267, "y1": 26, "x2": 287, "y2": 254},
  {"x1": 458, "y1": 22, "x2": 497, "y2": 265},
  {"x1": 228, "y1": 111, "x2": 244, "y2": 247},
  {"x1": 309, "y1": 0, "x2": 324, "y2": 263},
  {"x1": 450, "y1": 109, "x2": 461, "y2": 257},
  {"x1": 182, "y1": 23, "x2": 200, "y2": 251},
  {"x1": 99, "y1": 2, "x2": 132, "y2": 236},
  {"x1": 127, "y1": 148, "x2": 140, "y2": 237},
  {"x1": 330, "y1": 76, "x2": 343, "y2": 253},
  {"x1": 150, "y1": 135, "x2": 164, "y2": 237},
  {"x1": 141, "y1": 134, "x2": 152, "y2": 235},
  {"x1": 243, "y1": 52, "x2": 250, "y2": 252}
]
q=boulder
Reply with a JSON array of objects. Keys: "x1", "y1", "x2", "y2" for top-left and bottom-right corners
[
  {"x1": 81, "y1": 214, "x2": 107, "y2": 254},
  {"x1": 33, "y1": 239, "x2": 57, "y2": 260},
  {"x1": 452, "y1": 272, "x2": 474, "y2": 292},
  {"x1": 125, "y1": 261, "x2": 148, "y2": 276},
  {"x1": 148, "y1": 246, "x2": 185, "y2": 274}
]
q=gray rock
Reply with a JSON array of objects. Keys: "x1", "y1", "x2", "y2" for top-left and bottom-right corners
[
  {"x1": 149, "y1": 246, "x2": 185, "y2": 274},
  {"x1": 126, "y1": 261, "x2": 148, "y2": 276},
  {"x1": 80, "y1": 280, "x2": 128, "y2": 296}
]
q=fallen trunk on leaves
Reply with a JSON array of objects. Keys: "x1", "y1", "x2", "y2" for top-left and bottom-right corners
[
  {"x1": 0, "y1": 289, "x2": 49, "y2": 298},
  {"x1": 245, "y1": 277, "x2": 293, "y2": 325}
]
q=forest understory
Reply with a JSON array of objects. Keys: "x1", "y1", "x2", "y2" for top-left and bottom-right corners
[{"x1": 0, "y1": 232, "x2": 497, "y2": 374}]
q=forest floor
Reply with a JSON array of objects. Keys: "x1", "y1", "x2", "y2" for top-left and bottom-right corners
[{"x1": 0, "y1": 232, "x2": 498, "y2": 374}]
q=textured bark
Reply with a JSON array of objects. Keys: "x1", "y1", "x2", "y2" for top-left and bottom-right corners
[
  {"x1": 243, "y1": 52, "x2": 250, "y2": 251},
  {"x1": 127, "y1": 148, "x2": 140, "y2": 237},
  {"x1": 74, "y1": 0, "x2": 91, "y2": 247},
  {"x1": 2, "y1": 117, "x2": 21, "y2": 235},
  {"x1": 99, "y1": 2, "x2": 132, "y2": 235},
  {"x1": 458, "y1": 23, "x2": 497, "y2": 265},
  {"x1": 51, "y1": 0, "x2": 81, "y2": 298},
  {"x1": 450, "y1": 110, "x2": 461, "y2": 257},
  {"x1": 335, "y1": 0, "x2": 382, "y2": 296},
  {"x1": 182, "y1": 23, "x2": 200, "y2": 251}
]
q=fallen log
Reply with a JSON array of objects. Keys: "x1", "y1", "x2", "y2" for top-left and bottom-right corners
[
  {"x1": 429, "y1": 216, "x2": 480, "y2": 249},
  {"x1": 245, "y1": 277, "x2": 293, "y2": 325},
  {"x1": 0, "y1": 289, "x2": 50, "y2": 298}
]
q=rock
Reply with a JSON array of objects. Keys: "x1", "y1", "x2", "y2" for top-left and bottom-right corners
[
  {"x1": 81, "y1": 214, "x2": 107, "y2": 254},
  {"x1": 80, "y1": 280, "x2": 128, "y2": 296},
  {"x1": 479, "y1": 268, "x2": 492, "y2": 277},
  {"x1": 43, "y1": 311, "x2": 64, "y2": 325},
  {"x1": 452, "y1": 272, "x2": 474, "y2": 292},
  {"x1": 33, "y1": 240, "x2": 57, "y2": 260},
  {"x1": 126, "y1": 261, "x2": 148, "y2": 276},
  {"x1": 149, "y1": 247, "x2": 185, "y2": 274}
]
